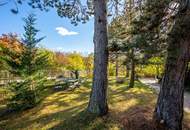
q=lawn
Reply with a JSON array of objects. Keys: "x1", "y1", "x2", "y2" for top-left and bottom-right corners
[{"x1": 0, "y1": 79, "x2": 190, "y2": 130}]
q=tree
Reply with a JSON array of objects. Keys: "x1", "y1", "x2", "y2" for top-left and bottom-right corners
[
  {"x1": 0, "y1": 34, "x2": 23, "y2": 70},
  {"x1": 67, "y1": 53, "x2": 85, "y2": 79},
  {"x1": 108, "y1": 1, "x2": 141, "y2": 88},
  {"x1": 153, "y1": 2, "x2": 190, "y2": 130},
  {"x1": 20, "y1": 14, "x2": 46, "y2": 76},
  {"x1": 108, "y1": 24, "x2": 122, "y2": 80},
  {"x1": 5, "y1": 0, "x2": 122, "y2": 116},
  {"x1": 130, "y1": 0, "x2": 190, "y2": 129},
  {"x1": 87, "y1": 0, "x2": 109, "y2": 116},
  {"x1": 0, "y1": 34, "x2": 23, "y2": 52},
  {"x1": 2, "y1": 14, "x2": 49, "y2": 110}
]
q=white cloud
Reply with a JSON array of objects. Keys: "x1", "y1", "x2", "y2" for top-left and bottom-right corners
[{"x1": 55, "y1": 27, "x2": 78, "y2": 37}]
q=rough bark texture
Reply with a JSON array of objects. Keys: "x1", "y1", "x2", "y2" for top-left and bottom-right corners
[
  {"x1": 87, "y1": 0, "x2": 108, "y2": 116},
  {"x1": 153, "y1": 11, "x2": 190, "y2": 130},
  {"x1": 129, "y1": 49, "x2": 135, "y2": 88}
]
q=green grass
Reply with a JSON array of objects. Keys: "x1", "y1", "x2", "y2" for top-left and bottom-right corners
[
  {"x1": 0, "y1": 79, "x2": 189, "y2": 130},
  {"x1": 0, "y1": 87, "x2": 11, "y2": 114}
]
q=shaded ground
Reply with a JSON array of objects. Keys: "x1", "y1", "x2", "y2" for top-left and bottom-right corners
[{"x1": 0, "y1": 79, "x2": 190, "y2": 130}]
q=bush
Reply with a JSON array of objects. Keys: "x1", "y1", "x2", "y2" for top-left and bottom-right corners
[{"x1": 7, "y1": 77, "x2": 46, "y2": 111}]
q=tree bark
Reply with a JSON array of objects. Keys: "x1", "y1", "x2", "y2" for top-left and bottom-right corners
[
  {"x1": 126, "y1": 63, "x2": 130, "y2": 78},
  {"x1": 87, "y1": 0, "x2": 108, "y2": 116},
  {"x1": 74, "y1": 70, "x2": 79, "y2": 79},
  {"x1": 153, "y1": 11, "x2": 190, "y2": 130},
  {"x1": 184, "y1": 64, "x2": 190, "y2": 89},
  {"x1": 129, "y1": 49, "x2": 135, "y2": 88}
]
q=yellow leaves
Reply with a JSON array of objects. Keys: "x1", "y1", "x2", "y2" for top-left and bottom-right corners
[{"x1": 66, "y1": 53, "x2": 85, "y2": 70}]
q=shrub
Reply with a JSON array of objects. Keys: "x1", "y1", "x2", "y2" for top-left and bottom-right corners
[{"x1": 7, "y1": 76, "x2": 46, "y2": 111}]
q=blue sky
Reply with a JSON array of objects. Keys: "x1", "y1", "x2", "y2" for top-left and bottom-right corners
[{"x1": 0, "y1": 2, "x2": 94, "y2": 53}]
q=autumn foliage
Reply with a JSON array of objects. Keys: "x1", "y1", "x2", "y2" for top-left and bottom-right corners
[{"x1": 0, "y1": 33, "x2": 23, "y2": 53}]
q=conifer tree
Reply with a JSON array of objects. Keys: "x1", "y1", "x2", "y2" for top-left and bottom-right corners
[
  {"x1": 21, "y1": 13, "x2": 45, "y2": 76},
  {"x1": 2, "y1": 14, "x2": 49, "y2": 110}
]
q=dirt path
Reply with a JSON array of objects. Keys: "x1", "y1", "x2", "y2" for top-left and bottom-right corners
[{"x1": 140, "y1": 78, "x2": 190, "y2": 113}]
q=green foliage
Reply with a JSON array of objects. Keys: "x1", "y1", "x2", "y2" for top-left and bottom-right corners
[
  {"x1": 12, "y1": 0, "x2": 90, "y2": 26},
  {"x1": 136, "y1": 57, "x2": 164, "y2": 77},
  {"x1": 0, "y1": 45, "x2": 4, "y2": 69},
  {"x1": 107, "y1": 1, "x2": 168, "y2": 83},
  {"x1": 2, "y1": 14, "x2": 48, "y2": 77},
  {"x1": 21, "y1": 13, "x2": 45, "y2": 76},
  {"x1": 7, "y1": 75, "x2": 46, "y2": 111},
  {"x1": 2, "y1": 14, "x2": 50, "y2": 110},
  {"x1": 35, "y1": 48, "x2": 56, "y2": 71},
  {"x1": 108, "y1": 62, "x2": 115, "y2": 76}
]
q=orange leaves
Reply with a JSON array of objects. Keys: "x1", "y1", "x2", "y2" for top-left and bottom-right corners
[
  {"x1": 55, "y1": 52, "x2": 69, "y2": 66},
  {"x1": 0, "y1": 33, "x2": 23, "y2": 53}
]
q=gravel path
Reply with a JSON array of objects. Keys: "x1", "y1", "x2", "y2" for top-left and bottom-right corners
[{"x1": 140, "y1": 78, "x2": 190, "y2": 113}]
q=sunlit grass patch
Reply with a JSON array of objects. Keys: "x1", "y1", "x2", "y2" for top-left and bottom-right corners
[{"x1": 0, "y1": 79, "x2": 189, "y2": 130}]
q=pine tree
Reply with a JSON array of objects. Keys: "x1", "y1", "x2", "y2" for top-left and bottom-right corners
[
  {"x1": 153, "y1": 2, "x2": 190, "y2": 130},
  {"x1": 21, "y1": 13, "x2": 45, "y2": 76},
  {"x1": 2, "y1": 14, "x2": 49, "y2": 111}
]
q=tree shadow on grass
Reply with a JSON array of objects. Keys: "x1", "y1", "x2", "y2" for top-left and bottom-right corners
[
  {"x1": 0, "y1": 87, "x2": 60, "y2": 118},
  {"x1": 48, "y1": 110, "x2": 100, "y2": 130},
  {"x1": 47, "y1": 108, "x2": 122, "y2": 130},
  {"x1": 1, "y1": 80, "x2": 190, "y2": 130},
  {"x1": 0, "y1": 85, "x2": 91, "y2": 130}
]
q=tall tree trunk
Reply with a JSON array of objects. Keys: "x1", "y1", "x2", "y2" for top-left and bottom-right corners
[
  {"x1": 125, "y1": 55, "x2": 130, "y2": 78},
  {"x1": 129, "y1": 49, "x2": 135, "y2": 88},
  {"x1": 153, "y1": 11, "x2": 190, "y2": 130},
  {"x1": 126, "y1": 63, "x2": 130, "y2": 78},
  {"x1": 88, "y1": 0, "x2": 108, "y2": 116},
  {"x1": 115, "y1": 53, "x2": 119, "y2": 79}
]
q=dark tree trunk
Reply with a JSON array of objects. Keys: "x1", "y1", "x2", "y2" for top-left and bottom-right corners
[
  {"x1": 126, "y1": 64, "x2": 130, "y2": 78},
  {"x1": 75, "y1": 70, "x2": 79, "y2": 79},
  {"x1": 129, "y1": 49, "x2": 135, "y2": 88},
  {"x1": 115, "y1": 53, "x2": 119, "y2": 79},
  {"x1": 87, "y1": 0, "x2": 108, "y2": 116},
  {"x1": 184, "y1": 64, "x2": 190, "y2": 90},
  {"x1": 153, "y1": 11, "x2": 190, "y2": 130}
]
